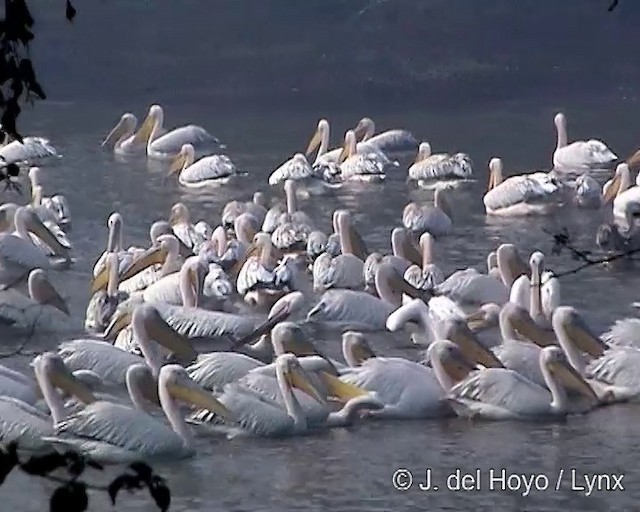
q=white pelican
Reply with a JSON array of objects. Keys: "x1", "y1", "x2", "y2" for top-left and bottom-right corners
[
  {"x1": 120, "y1": 104, "x2": 218, "y2": 160},
  {"x1": 336, "y1": 130, "x2": 389, "y2": 182},
  {"x1": 407, "y1": 142, "x2": 473, "y2": 189},
  {"x1": 220, "y1": 192, "x2": 268, "y2": 229},
  {"x1": 602, "y1": 163, "x2": 640, "y2": 228},
  {"x1": 0, "y1": 206, "x2": 70, "y2": 287},
  {"x1": 0, "y1": 353, "x2": 95, "y2": 453},
  {"x1": 271, "y1": 180, "x2": 313, "y2": 252},
  {"x1": 483, "y1": 158, "x2": 561, "y2": 215},
  {"x1": 339, "y1": 339, "x2": 476, "y2": 419},
  {"x1": 306, "y1": 261, "x2": 426, "y2": 331},
  {"x1": 0, "y1": 268, "x2": 71, "y2": 331},
  {"x1": 29, "y1": 167, "x2": 71, "y2": 228},
  {"x1": 404, "y1": 232, "x2": 443, "y2": 290},
  {"x1": 43, "y1": 363, "x2": 232, "y2": 463},
  {"x1": 169, "y1": 202, "x2": 209, "y2": 252},
  {"x1": 302, "y1": 119, "x2": 342, "y2": 184},
  {"x1": 448, "y1": 345, "x2": 598, "y2": 420},
  {"x1": 237, "y1": 233, "x2": 288, "y2": 307},
  {"x1": 552, "y1": 307, "x2": 640, "y2": 403},
  {"x1": 552, "y1": 112, "x2": 617, "y2": 172},
  {"x1": 268, "y1": 153, "x2": 318, "y2": 186},
  {"x1": 101, "y1": 113, "x2": 141, "y2": 155},
  {"x1": 169, "y1": 143, "x2": 244, "y2": 188},
  {"x1": 189, "y1": 353, "x2": 380, "y2": 437},
  {"x1": 0, "y1": 133, "x2": 60, "y2": 165},
  {"x1": 352, "y1": 116, "x2": 418, "y2": 154},
  {"x1": 402, "y1": 189, "x2": 453, "y2": 238},
  {"x1": 341, "y1": 331, "x2": 377, "y2": 368}
]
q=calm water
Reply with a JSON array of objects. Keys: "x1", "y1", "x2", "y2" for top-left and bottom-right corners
[{"x1": 3, "y1": 2, "x2": 640, "y2": 511}]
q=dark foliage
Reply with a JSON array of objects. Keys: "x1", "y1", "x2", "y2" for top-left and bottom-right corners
[{"x1": 0, "y1": 442, "x2": 171, "y2": 511}]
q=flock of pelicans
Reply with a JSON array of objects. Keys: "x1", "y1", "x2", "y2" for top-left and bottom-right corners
[{"x1": 0, "y1": 104, "x2": 639, "y2": 466}]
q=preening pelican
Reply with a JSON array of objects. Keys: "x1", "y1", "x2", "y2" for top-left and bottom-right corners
[
  {"x1": 483, "y1": 157, "x2": 561, "y2": 215},
  {"x1": 169, "y1": 143, "x2": 244, "y2": 188},
  {"x1": 402, "y1": 189, "x2": 453, "y2": 238},
  {"x1": 552, "y1": 112, "x2": 617, "y2": 172},
  {"x1": 0, "y1": 206, "x2": 70, "y2": 287},
  {"x1": 0, "y1": 134, "x2": 60, "y2": 165},
  {"x1": 408, "y1": 142, "x2": 473, "y2": 189},
  {"x1": 0, "y1": 268, "x2": 71, "y2": 331},
  {"x1": 448, "y1": 346, "x2": 598, "y2": 420},
  {"x1": 340, "y1": 340, "x2": 476, "y2": 419},
  {"x1": 44, "y1": 363, "x2": 232, "y2": 463},
  {"x1": 352, "y1": 116, "x2": 418, "y2": 154},
  {"x1": 337, "y1": 130, "x2": 390, "y2": 182},
  {"x1": 122, "y1": 105, "x2": 218, "y2": 160}
]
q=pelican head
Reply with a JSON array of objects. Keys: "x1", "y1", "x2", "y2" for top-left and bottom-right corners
[
  {"x1": 271, "y1": 322, "x2": 320, "y2": 357},
  {"x1": 275, "y1": 353, "x2": 325, "y2": 404},
  {"x1": 17, "y1": 207, "x2": 70, "y2": 259},
  {"x1": 487, "y1": 157, "x2": 503, "y2": 192},
  {"x1": 427, "y1": 339, "x2": 477, "y2": 382},
  {"x1": 602, "y1": 163, "x2": 630, "y2": 205},
  {"x1": 159, "y1": 364, "x2": 233, "y2": 420},
  {"x1": 28, "y1": 269, "x2": 69, "y2": 315},
  {"x1": 342, "y1": 331, "x2": 376, "y2": 367},
  {"x1": 554, "y1": 112, "x2": 567, "y2": 132},
  {"x1": 441, "y1": 316, "x2": 503, "y2": 368},
  {"x1": 337, "y1": 130, "x2": 357, "y2": 164},
  {"x1": 353, "y1": 117, "x2": 375, "y2": 142},
  {"x1": 540, "y1": 345, "x2": 598, "y2": 403},
  {"x1": 169, "y1": 202, "x2": 190, "y2": 226},
  {"x1": 115, "y1": 234, "x2": 179, "y2": 284},
  {"x1": 551, "y1": 306, "x2": 607, "y2": 357},
  {"x1": 132, "y1": 104, "x2": 163, "y2": 145},
  {"x1": 169, "y1": 144, "x2": 195, "y2": 175},
  {"x1": 496, "y1": 243, "x2": 528, "y2": 286},
  {"x1": 305, "y1": 119, "x2": 329, "y2": 157},
  {"x1": 529, "y1": 251, "x2": 545, "y2": 276},
  {"x1": 464, "y1": 303, "x2": 501, "y2": 332},
  {"x1": 33, "y1": 352, "x2": 96, "y2": 405},
  {"x1": 414, "y1": 142, "x2": 432, "y2": 164},
  {"x1": 102, "y1": 113, "x2": 137, "y2": 148}
]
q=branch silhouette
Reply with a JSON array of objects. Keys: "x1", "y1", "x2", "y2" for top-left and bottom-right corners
[
  {"x1": 543, "y1": 226, "x2": 640, "y2": 278},
  {"x1": 0, "y1": 442, "x2": 170, "y2": 512}
]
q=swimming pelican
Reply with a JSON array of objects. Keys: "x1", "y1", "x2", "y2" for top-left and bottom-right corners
[
  {"x1": 115, "y1": 105, "x2": 218, "y2": 160},
  {"x1": 306, "y1": 261, "x2": 427, "y2": 331},
  {"x1": 402, "y1": 189, "x2": 453, "y2": 238},
  {"x1": 0, "y1": 206, "x2": 70, "y2": 287},
  {"x1": 408, "y1": 142, "x2": 473, "y2": 189},
  {"x1": 339, "y1": 339, "x2": 476, "y2": 419},
  {"x1": 43, "y1": 363, "x2": 232, "y2": 463},
  {"x1": 169, "y1": 143, "x2": 244, "y2": 188},
  {"x1": 0, "y1": 133, "x2": 60, "y2": 165},
  {"x1": 29, "y1": 167, "x2": 71, "y2": 228},
  {"x1": 552, "y1": 307, "x2": 640, "y2": 403},
  {"x1": 0, "y1": 268, "x2": 71, "y2": 331},
  {"x1": 101, "y1": 113, "x2": 141, "y2": 155},
  {"x1": 483, "y1": 158, "x2": 561, "y2": 215},
  {"x1": 337, "y1": 130, "x2": 390, "y2": 182},
  {"x1": 552, "y1": 112, "x2": 617, "y2": 172},
  {"x1": 352, "y1": 116, "x2": 418, "y2": 154},
  {"x1": 448, "y1": 345, "x2": 598, "y2": 420},
  {"x1": 271, "y1": 180, "x2": 314, "y2": 252},
  {"x1": 189, "y1": 353, "x2": 380, "y2": 437},
  {"x1": 602, "y1": 163, "x2": 640, "y2": 228}
]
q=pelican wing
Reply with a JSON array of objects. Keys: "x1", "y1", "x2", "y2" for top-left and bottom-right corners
[
  {"x1": 319, "y1": 254, "x2": 364, "y2": 290},
  {"x1": 306, "y1": 290, "x2": 394, "y2": 330},
  {"x1": 409, "y1": 153, "x2": 472, "y2": 181},
  {"x1": 180, "y1": 155, "x2": 238, "y2": 184},
  {"x1": 0, "y1": 137, "x2": 60, "y2": 164},
  {"x1": 483, "y1": 173, "x2": 559, "y2": 212},
  {"x1": 449, "y1": 368, "x2": 551, "y2": 417},
  {"x1": 0, "y1": 396, "x2": 54, "y2": 450},
  {"x1": 268, "y1": 155, "x2": 314, "y2": 186},
  {"x1": 153, "y1": 302, "x2": 256, "y2": 341},
  {"x1": 402, "y1": 206, "x2": 451, "y2": 237},
  {"x1": 435, "y1": 269, "x2": 508, "y2": 306},
  {"x1": 554, "y1": 140, "x2": 617, "y2": 171},
  {"x1": 0, "y1": 233, "x2": 50, "y2": 273},
  {"x1": 340, "y1": 154, "x2": 386, "y2": 180},
  {"x1": 365, "y1": 129, "x2": 418, "y2": 153},
  {"x1": 150, "y1": 125, "x2": 216, "y2": 155},
  {"x1": 58, "y1": 339, "x2": 142, "y2": 386},
  {"x1": 54, "y1": 401, "x2": 184, "y2": 457},
  {"x1": 187, "y1": 353, "x2": 264, "y2": 391},
  {"x1": 237, "y1": 257, "x2": 276, "y2": 296},
  {"x1": 602, "y1": 318, "x2": 640, "y2": 348},
  {"x1": 586, "y1": 347, "x2": 640, "y2": 391},
  {"x1": 492, "y1": 341, "x2": 544, "y2": 387}
]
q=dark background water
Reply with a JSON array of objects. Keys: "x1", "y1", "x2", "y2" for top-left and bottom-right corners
[{"x1": 2, "y1": 1, "x2": 640, "y2": 511}]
